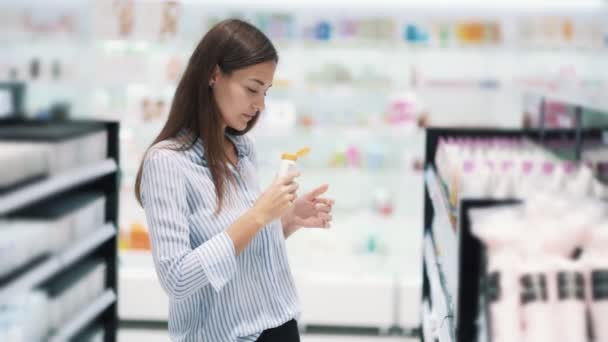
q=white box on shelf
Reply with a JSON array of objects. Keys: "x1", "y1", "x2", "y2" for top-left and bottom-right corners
[
  {"x1": 73, "y1": 130, "x2": 108, "y2": 169},
  {"x1": 0, "y1": 124, "x2": 108, "y2": 175},
  {"x1": 5, "y1": 217, "x2": 74, "y2": 255},
  {"x1": 49, "y1": 290, "x2": 115, "y2": 342},
  {"x1": 0, "y1": 290, "x2": 50, "y2": 342},
  {"x1": 0, "y1": 223, "x2": 51, "y2": 278},
  {"x1": 71, "y1": 194, "x2": 106, "y2": 240},
  {"x1": 44, "y1": 129, "x2": 108, "y2": 175},
  {"x1": 0, "y1": 142, "x2": 50, "y2": 190},
  {"x1": 46, "y1": 259, "x2": 106, "y2": 333},
  {"x1": 8, "y1": 192, "x2": 107, "y2": 254},
  {"x1": 0, "y1": 220, "x2": 69, "y2": 275}
]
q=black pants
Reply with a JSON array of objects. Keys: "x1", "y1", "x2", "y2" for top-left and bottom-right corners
[{"x1": 255, "y1": 319, "x2": 300, "y2": 342}]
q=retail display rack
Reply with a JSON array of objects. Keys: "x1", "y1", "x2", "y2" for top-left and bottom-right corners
[
  {"x1": 0, "y1": 119, "x2": 120, "y2": 342},
  {"x1": 419, "y1": 126, "x2": 607, "y2": 342}
]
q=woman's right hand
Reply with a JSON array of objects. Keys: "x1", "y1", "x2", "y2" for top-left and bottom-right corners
[{"x1": 252, "y1": 171, "x2": 300, "y2": 226}]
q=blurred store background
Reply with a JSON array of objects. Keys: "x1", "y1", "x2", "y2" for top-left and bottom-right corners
[{"x1": 1, "y1": 0, "x2": 607, "y2": 341}]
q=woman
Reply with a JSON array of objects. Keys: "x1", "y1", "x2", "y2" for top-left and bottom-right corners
[{"x1": 135, "y1": 19, "x2": 334, "y2": 342}]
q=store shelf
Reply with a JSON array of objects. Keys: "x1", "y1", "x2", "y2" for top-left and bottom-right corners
[
  {"x1": 0, "y1": 224, "x2": 116, "y2": 300},
  {"x1": 0, "y1": 159, "x2": 118, "y2": 215},
  {"x1": 423, "y1": 233, "x2": 454, "y2": 324},
  {"x1": 425, "y1": 167, "x2": 456, "y2": 233},
  {"x1": 424, "y1": 167, "x2": 460, "y2": 300},
  {"x1": 527, "y1": 90, "x2": 608, "y2": 114},
  {"x1": 48, "y1": 289, "x2": 116, "y2": 342}
]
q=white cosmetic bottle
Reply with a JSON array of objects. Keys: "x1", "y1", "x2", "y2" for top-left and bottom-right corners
[
  {"x1": 582, "y1": 218, "x2": 608, "y2": 342},
  {"x1": 554, "y1": 262, "x2": 587, "y2": 342},
  {"x1": 520, "y1": 271, "x2": 554, "y2": 342},
  {"x1": 591, "y1": 269, "x2": 608, "y2": 342}
]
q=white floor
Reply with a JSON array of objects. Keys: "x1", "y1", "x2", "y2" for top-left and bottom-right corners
[{"x1": 119, "y1": 329, "x2": 418, "y2": 342}]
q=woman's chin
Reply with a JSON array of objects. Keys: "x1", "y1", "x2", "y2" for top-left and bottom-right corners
[{"x1": 228, "y1": 123, "x2": 248, "y2": 132}]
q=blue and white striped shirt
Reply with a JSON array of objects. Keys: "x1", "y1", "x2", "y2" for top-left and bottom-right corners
[{"x1": 140, "y1": 130, "x2": 300, "y2": 342}]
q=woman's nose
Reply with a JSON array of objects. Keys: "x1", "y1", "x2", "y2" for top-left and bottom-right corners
[{"x1": 253, "y1": 99, "x2": 265, "y2": 113}]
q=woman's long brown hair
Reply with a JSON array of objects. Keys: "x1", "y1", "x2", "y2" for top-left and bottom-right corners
[{"x1": 134, "y1": 19, "x2": 278, "y2": 213}]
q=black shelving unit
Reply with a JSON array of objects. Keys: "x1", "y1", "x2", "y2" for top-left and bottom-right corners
[
  {"x1": 420, "y1": 126, "x2": 607, "y2": 342},
  {"x1": 0, "y1": 119, "x2": 120, "y2": 342},
  {"x1": 525, "y1": 92, "x2": 608, "y2": 161}
]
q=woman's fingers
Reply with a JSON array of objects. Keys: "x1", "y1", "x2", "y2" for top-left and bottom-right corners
[
  {"x1": 284, "y1": 182, "x2": 299, "y2": 194},
  {"x1": 318, "y1": 212, "x2": 332, "y2": 221},
  {"x1": 306, "y1": 184, "x2": 329, "y2": 200},
  {"x1": 314, "y1": 203, "x2": 331, "y2": 213},
  {"x1": 314, "y1": 198, "x2": 334, "y2": 213},
  {"x1": 314, "y1": 198, "x2": 334, "y2": 206}
]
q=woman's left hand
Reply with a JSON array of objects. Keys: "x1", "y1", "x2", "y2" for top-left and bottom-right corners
[{"x1": 282, "y1": 184, "x2": 334, "y2": 236}]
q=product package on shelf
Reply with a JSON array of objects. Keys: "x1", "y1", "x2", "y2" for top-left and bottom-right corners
[
  {"x1": 0, "y1": 122, "x2": 108, "y2": 174},
  {"x1": 422, "y1": 127, "x2": 608, "y2": 342},
  {"x1": 470, "y1": 195, "x2": 607, "y2": 342},
  {"x1": 434, "y1": 136, "x2": 605, "y2": 210},
  {"x1": 7, "y1": 192, "x2": 106, "y2": 251},
  {"x1": 0, "y1": 222, "x2": 52, "y2": 279},
  {"x1": 43, "y1": 259, "x2": 107, "y2": 334},
  {"x1": 0, "y1": 142, "x2": 50, "y2": 191},
  {"x1": 0, "y1": 290, "x2": 50, "y2": 342}
]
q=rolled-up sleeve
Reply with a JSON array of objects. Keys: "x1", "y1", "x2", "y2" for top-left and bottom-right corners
[{"x1": 141, "y1": 150, "x2": 237, "y2": 300}]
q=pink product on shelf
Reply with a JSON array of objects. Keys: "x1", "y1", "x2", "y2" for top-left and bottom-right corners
[
  {"x1": 522, "y1": 160, "x2": 534, "y2": 174},
  {"x1": 346, "y1": 145, "x2": 361, "y2": 168},
  {"x1": 542, "y1": 161, "x2": 555, "y2": 176},
  {"x1": 471, "y1": 137, "x2": 486, "y2": 148},
  {"x1": 542, "y1": 259, "x2": 560, "y2": 311},
  {"x1": 485, "y1": 160, "x2": 496, "y2": 173},
  {"x1": 569, "y1": 166, "x2": 595, "y2": 197},
  {"x1": 494, "y1": 166, "x2": 517, "y2": 199},
  {"x1": 554, "y1": 269, "x2": 587, "y2": 342},
  {"x1": 563, "y1": 161, "x2": 577, "y2": 174},
  {"x1": 471, "y1": 208, "x2": 524, "y2": 342},
  {"x1": 553, "y1": 161, "x2": 578, "y2": 191},
  {"x1": 459, "y1": 159, "x2": 490, "y2": 199},
  {"x1": 591, "y1": 270, "x2": 608, "y2": 342},
  {"x1": 520, "y1": 273, "x2": 555, "y2": 342},
  {"x1": 386, "y1": 100, "x2": 415, "y2": 124},
  {"x1": 463, "y1": 160, "x2": 474, "y2": 173},
  {"x1": 501, "y1": 160, "x2": 514, "y2": 172},
  {"x1": 584, "y1": 224, "x2": 608, "y2": 342},
  {"x1": 487, "y1": 257, "x2": 524, "y2": 342}
]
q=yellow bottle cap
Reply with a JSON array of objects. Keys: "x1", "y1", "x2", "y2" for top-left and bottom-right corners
[
  {"x1": 281, "y1": 153, "x2": 298, "y2": 161},
  {"x1": 296, "y1": 147, "x2": 311, "y2": 158},
  {"x1": 281, "y1": 147, "x2": 310, "y2": 161}
]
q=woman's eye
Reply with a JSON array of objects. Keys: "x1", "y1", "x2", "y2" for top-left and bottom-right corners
[{"x1": 247, "y1": 88, "x2": 258, "y2": 94}]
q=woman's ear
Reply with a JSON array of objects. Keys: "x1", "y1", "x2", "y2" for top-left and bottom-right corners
[{"x1": 209, "y1": 65, "x2": 221, "y2": 87}]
